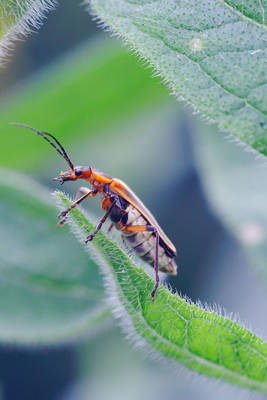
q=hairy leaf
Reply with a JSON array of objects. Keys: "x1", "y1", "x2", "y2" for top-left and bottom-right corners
[
  {"x1": 56, "y1": 191, "x2": 267, "y2": 392},
  {"x1": 0, "y1": 169, "x2": 110, "y2": 344},
  {"x1": 89, "y1": 0, "x2": 267, "y2": 157},
  {"x1": 0, "y1": 0, "x2": 56, "y2": 62}
]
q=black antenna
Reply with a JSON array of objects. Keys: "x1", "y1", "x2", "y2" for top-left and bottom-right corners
[{"x1": 11, "y1": 123, "x2": 74, "y2": 170}]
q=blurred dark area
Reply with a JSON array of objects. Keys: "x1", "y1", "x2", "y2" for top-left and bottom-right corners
[{"x1": 0, "y1": 345, "x2": 77, "y2": 400}]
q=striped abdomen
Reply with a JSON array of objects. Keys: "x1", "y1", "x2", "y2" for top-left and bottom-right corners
[{"x1": 117, "y1": 204, "x2": 177, "y2": 275}]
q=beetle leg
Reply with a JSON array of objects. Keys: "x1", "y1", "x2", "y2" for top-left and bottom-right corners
[
  {"x1": 107, "y1": 223, "x2": 114, "y2": 233},
  {"x1": 74, "y1": 187, "x2": 94, "y2": 201},
  {"x1": 151, "y1": 229, "x2": 159, "y2": 301},
  {"x1": 57, "y1": 187, "x2": 97, "y2": 226},
  {"x1": 122, "y1": 224, "x2": 159, "y2": 301},
  {"x1": 85, "y1": 202, "x2": 115, "y2": 243}
]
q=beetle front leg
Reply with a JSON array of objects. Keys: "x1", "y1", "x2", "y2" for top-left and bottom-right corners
[
  {"x1": 85, "y1": 202, "x2": 115, "y2": 243},
  {"x1": 58, "y1": 187, "x2": 97, "y2": 226},
  {"x1": 122, "y1": 224, "x2": 159, "y2": 301}
]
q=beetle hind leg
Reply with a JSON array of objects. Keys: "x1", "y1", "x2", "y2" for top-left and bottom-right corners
[
  {"x1": 107, "y1": 222, "x2": 114, "y2": 234},
  {"x1": 122, "y1": 224, "x2": 159, "y2": 301},
  {"x1": 150, "y1": 228, "x2": 159, "y2": 301}
]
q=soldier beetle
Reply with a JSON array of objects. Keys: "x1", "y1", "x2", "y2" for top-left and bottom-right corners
[{"x1": 12, "y1": 123, "x2": 177, "y2": 300}]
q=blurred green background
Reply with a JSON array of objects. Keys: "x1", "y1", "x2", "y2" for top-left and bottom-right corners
[{"x1": 0, "y1": 2, "x2": 267, "y2": 400}]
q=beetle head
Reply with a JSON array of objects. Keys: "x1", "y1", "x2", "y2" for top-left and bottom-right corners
[{"x1": 53, "y1": 166, "x2": 92, "y2": 184}]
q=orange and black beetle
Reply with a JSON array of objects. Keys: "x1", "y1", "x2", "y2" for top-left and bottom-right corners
[{"x1": 13, "y1": 123, "x2": 177, "y2": 300}]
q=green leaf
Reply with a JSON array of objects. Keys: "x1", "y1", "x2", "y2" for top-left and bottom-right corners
[
  {"x1": 0, "y1": 169, "x2": 110, "y2": 345},
  {"x1": 88, "y1": 0, "x2": 267, "y2": 157},
  {"x1": 0, "y1": 0, "x2": 56, "y2": 61},
  {"x1": 55, "y1": 191, "x2": 267, "y2": 392},
  {"x1": 0, "y1": 37, "x2": 167, "y2": 170},
  {"x1": 222, "y1": 0, "x2": 267, "y2": 25}
]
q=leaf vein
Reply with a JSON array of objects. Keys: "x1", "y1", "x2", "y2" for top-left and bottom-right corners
[{"x1": 217, "y1": 0, "x2": 267, "y2": 29}]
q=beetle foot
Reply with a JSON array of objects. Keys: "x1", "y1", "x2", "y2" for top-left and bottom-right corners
[
  {"x1": 57, "y1": 216, "x2": 67, "y2": 226},
  {"x1": 85, "y1": 234, "x2": 94, "y2": 243},
  {"x1": 151, "y1": 283, "x2": 158, "y2": 302}
]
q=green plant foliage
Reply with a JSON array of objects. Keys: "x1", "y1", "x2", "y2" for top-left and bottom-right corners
[
  {"x1": 0, "y1": 169, "x2": 110, "y2": 344},
  {"x1": 0, "y1": 38, "x2": 167, "y2": 170},
  {"x1": 89, "y1": 0, "x2": 267, "y2": 157},
  {"x1": 223, "y1": 0, "x2": 267, "y2": 25},
  {"x1": 56, "y1": 191, "x2": 267, "y2": 392},
  {"x1": 0, "y1": 0, "x2": 56, "y2": 60}
]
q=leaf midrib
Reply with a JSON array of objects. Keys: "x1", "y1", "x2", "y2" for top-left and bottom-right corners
[
  {"x1": 218, "y1": 0, "x2": 267, "y2": 29},
  {"x1": 58, "y1": 193, "x2": 267, "y2": 391},
  {"x1": 115, "y1": 271, "x2": 267, "y2": 391},
  {"x1": 81, "y1": 209, "x2": 267, "y2": 367},
  {"x1": 91, "y1": 227, "x2": 267, "y2": 390}
]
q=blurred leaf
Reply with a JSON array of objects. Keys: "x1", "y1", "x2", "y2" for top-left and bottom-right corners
[
  {"x1": 89, "y1": 0, "x2": 267, "y2": 157},
  {"x1": 196, "y1": 127, "x2": 267, "y2": 282},
  {"x1": 56, "y1": 191, "x2": 267, "y2": 392},
  {"x1": 0, "y1": 37, "x2": 167, "y2": 171},
  {"x1": 0, "y1": 169, "x2": 110, "y2": 344},
  {"x1": 0, "y1": 0, "x2": 56, "y2": 62}
]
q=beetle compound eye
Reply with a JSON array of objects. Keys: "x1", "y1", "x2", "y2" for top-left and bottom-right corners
[{"x1": 75, "y1": 169, "x2": 82, "y2": 176}]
